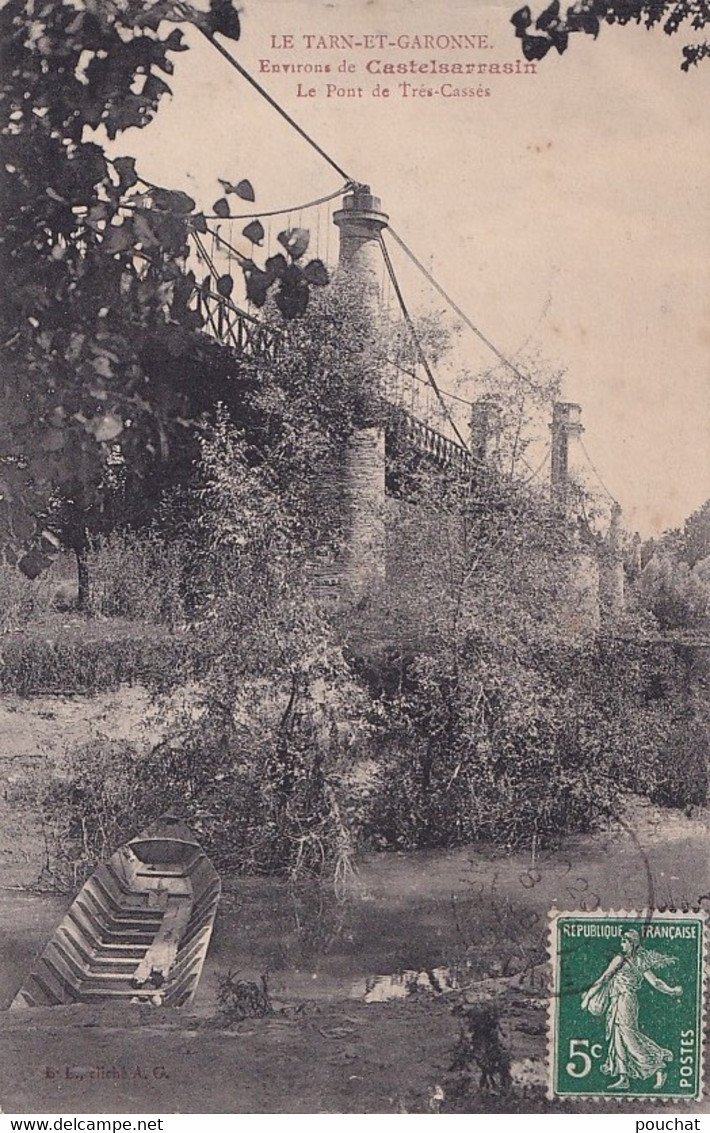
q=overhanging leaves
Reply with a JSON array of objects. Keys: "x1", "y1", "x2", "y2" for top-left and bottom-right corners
[
  {"x1": 235, "y1": 179, "x2": 255, "y2": 201},
  {"x1": 242, "y1": 220, "x2": 265, "y2": 245},
  {"x1": 112, "y1": 156, "x2": 138, "y2": 192},
  {"x1": 207, "y1": 0, "x2": 242, "y2": 41},
  {"x1": 277, "y1": 228, "x2": 310, "y2": 261},
  {"x1": 151, "y1": 188, "x2": 196, "y2": 215},
  {"x1": 303, "y1": 259, "x2": 329, "y2": 287},
  {"x1": 512, "y1": 0, "x2": 710, "y2": 65}
]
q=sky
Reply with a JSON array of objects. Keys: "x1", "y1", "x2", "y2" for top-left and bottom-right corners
[{"x1": 113, "y1": 0, "x2": 710, "y2": 537}]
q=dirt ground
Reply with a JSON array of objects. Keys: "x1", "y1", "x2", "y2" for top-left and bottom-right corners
[
  {"x1": 0, "y1": 967, "x2": 706, "y2": 1114},
  {"x1": 0, "y1": 995, "x2": 537, "y2": 1115}
]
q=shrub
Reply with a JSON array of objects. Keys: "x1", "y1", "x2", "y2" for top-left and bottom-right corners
[
  {"x1": 448, "y1": 1003, "x2": 512, "y2": 1095},
  {"x1": 361, "y1": 634, "x2": 708, "y2": 852},
  {"x1": 39, "y1": 653, "x2": 369, "y2": 884},
  {"x1": 363, "y1": 656, "x2": 618, "y2": 852},
  {"x1": 135, "y1": 645, "x2": 369, "y2": 880},
  {"x1": 634, "y1": 554, "x2": 709, "y2": 630},
  {"x1": 0, "y1": 555, "x2": 76, "y2": 633},
  {"x1": 40, "y1": 628, "x2": 707, "y2": 886},
  {"x1": 216, "y1": 971, "x2": 273, "y2": 1023},
  {"x1": 33, "y1": 415, "x2": 374, "y2": 885},
  {"x1": 38, "y1": 739, "x2": 157, "y2": 889},
  {"x1": 651, "y1": 712, "x2": 709, "y2": 810}
]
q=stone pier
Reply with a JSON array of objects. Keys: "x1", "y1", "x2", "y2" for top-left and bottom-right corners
[{"x1": 312, "y1": 187, "x2": 389, "y2": 605}]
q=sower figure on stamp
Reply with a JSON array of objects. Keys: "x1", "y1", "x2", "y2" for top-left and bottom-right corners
[{"x1": 581, "y1": 929, "x2": 683, "y2": 1091}]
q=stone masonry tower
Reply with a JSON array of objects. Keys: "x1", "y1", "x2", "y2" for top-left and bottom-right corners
[
  {"x1": 316, "y1": 186, "x2": 389, "y2": 603},
  {"x1": 333, "y1": 187, "x2": 389, "y2": 296},
  {"x1": 599, "y1": 500, "x2": 625, "y2": 618},
  {"x1": 469, "y1": 395, "x2": 502, "y2": 465},
  {"x1": 550, "y1": 401, "x2": 585, "y2": 513}
]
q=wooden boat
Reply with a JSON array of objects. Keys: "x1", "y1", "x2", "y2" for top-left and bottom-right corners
[{"x1": 11, "y1": 815, "x2": 220, "y2": 1009}]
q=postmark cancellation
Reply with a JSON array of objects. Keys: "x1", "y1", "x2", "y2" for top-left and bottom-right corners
[{"x1": 548, "y1": 910, "x2": 707, "y2": 1101}]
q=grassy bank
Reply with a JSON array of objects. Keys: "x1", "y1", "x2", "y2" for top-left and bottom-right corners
[{"x1": 0, "y1": 614, "x2": 202, "y2": 696}]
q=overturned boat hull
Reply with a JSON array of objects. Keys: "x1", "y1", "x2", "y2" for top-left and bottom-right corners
[{"x1": 11, "y1": 816, "x2": 220, "y2": 1009}]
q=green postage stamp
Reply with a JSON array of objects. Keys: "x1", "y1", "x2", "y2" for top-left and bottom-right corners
[{"x1": 549, "y1": 910, "x2": 706, "y2": 1100}]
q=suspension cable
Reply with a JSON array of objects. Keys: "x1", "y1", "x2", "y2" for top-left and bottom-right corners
[
  {"x1": 203, "y1": 185, "x2": 351, "y2": 222},
  {"x1": 387, "y1": 225, "x2": 542, "y2": 394},
  {"x1": 201, "y1": 226, "x2": 249, "y2": 267},
  {"x1": 386, "y1": 359, "x2": 476, "y2": 408},
  {"x1": 184, "y1": 15, "x2": 353, "y2": 183},
  {"x1": 175, "y1": 17, "x2": 576, "y2": 479},
  {"x1": 520, "y1": 443, "x2": 550, "y2": 485},
  {"x1": 579, "y1": 435, "x2": 619, "y2": 505},
  {"x1": 192, "y1": 230, "x2": 238, "y2": 278},
  {"x1": 145, "y1": 14, "x2": 552, "y2": 421},
  {"x1": 378, "y1": 233, "x2": 469, "y2": 452}
]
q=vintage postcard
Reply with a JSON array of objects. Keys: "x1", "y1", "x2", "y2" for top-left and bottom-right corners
[{"x1": 0, "y1": 0, "x2": 708, "y2": 1118}]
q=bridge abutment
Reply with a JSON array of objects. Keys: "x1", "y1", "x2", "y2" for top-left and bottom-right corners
[
  {"x1": 469, "y1": 395, "x2": 502, "y2": 465},
  {"x1": 550, "y1": 401, "x2": 602, "y2": 633},
  {"x1": 599, "y1": 500, "x2": 625, "y2": 620}
]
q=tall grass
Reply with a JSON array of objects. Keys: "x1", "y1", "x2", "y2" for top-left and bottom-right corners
[
  {"x1": 0, "y1": 532, "x2": 203, "y2": 696},
  {"x1": 0, "y1": 621, "x2": 200, "y2": 695},
  {"x1": 0, "y1": 554, "x2": 76, "y2": 633},
  {"x1": 84, "y1": 529, "x2": 193, "y2": 627}
]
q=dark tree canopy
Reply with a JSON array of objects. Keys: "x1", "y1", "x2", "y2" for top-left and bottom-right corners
[{"x1": 511, "y1": 0, "x2": 710, "y2": 69}]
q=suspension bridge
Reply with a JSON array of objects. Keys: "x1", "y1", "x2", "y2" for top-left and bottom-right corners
[
  {"x1": 154, "y1": 21, "x2": 617, "y2": 503},
  {"x1": 186, "y1": 182, "x2": 478, "y2": 474},
  {"x1": 183, "y1": 181, "x2": 618, "y2": 507}
]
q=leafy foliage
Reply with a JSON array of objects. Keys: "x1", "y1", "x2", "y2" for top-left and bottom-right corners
[
  {"x1": 655, "y1": 498, "x2": 710, "y2": 569},
  {"x1": 632, "y1": 500, "x2": 710, "y2": 630},
  {"x1": 348, "y1": 450, "x2": 708, "y2": 850},
  {"x1": 511, "y1": 0, "x2": 710, "y2": 68},
  {"x1": 1, "y1": 0, "x2": 198, "y2": 562},
  {"x1": 216, "y1": 971, "x2": 274, "y2": 1024},
  {"x1": 39, "y1": 410, "x2": 370, "y2": 881},
  {"x1": 139, "y1": 416, "x2": 369, "y2": 878},
  {"x1": 205, "y1": 0, "x2": 242, "y2": 42},
  {"x1": 633, "y1": 553, "x2": 709, "y2": 629},
  {"x1": 363, "y1": 617, "x2": 706, "y2": 851}
]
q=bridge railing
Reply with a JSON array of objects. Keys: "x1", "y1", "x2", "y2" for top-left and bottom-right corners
[
  {"x1": 395, "y1": 410, "x2": 472, "y2": 474},
  {"x1": 194, "y1": 287, "x2": 472, "y2": 471}
]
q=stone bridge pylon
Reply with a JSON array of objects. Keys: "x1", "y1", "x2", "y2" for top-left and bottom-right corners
[{"x1": 310, "y1": 186, "x2": 390, "y2": 605}]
